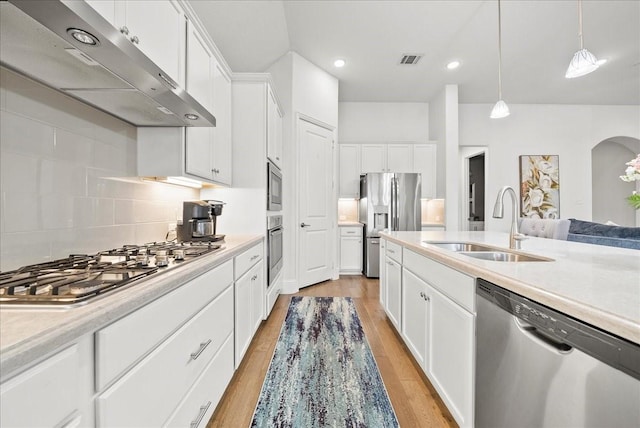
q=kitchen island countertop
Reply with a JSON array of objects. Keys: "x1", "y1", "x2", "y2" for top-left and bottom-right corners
[
  {"x1": 382, "y1": 231, "x2": 640, "y2": 345},
  {"x1": 0, "y1": 235, "x2": 263, "y2": 379}
]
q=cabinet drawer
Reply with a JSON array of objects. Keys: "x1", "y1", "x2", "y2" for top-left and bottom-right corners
[
  {"x1": 97, "y1": 286, "x2": 234, "y2": 427},
  {"x1": 235, "y1": 242, "x2": 263, "y2": 280},
  {"x1": 1, "y1": 344, "x2": 80, "y2": 427},
  {"x1": 266, "y1": 272, "x2": 282, "y2": 317},
  {"x1": 403, "y1": 249, "x2": 475, "y2": 312},
  {"x1": 164, "y1": 334, "x2": 234, "y2": 428},
  {"x1": 386, "y1": 240, "x2": 402, "y2": 263},
  {"x1": 95, "y1": 260, "x2": 233, "y2": 391},
  {"x1": 340, "y1": 226, "x2": 362, "y2": 236}
]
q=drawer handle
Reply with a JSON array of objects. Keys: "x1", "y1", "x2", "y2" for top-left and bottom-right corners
[
  {"x1": 190, "y1": 339, "x2": 212, "y2": 360},
  {"x1": 346, "y1": 231, "x2": 355, "y2": 234},
  {"x1": 388, "y1": 249, "x2": 395, "y2": 253},
  {"x1": 251, "y1": 274, "x2": 258, "y2": 281},
  {"x1": 250, "y1": 254, "x2": 260, "y2": 261},
  {"x1": 387, "y1": 261, "x2": 394, "y2": 266},
  {"x1": 190, "y1": 401, "x2": 212, "y2": 428}
]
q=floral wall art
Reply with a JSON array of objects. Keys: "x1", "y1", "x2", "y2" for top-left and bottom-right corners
[{"x1": 519, "y1": 155, "x2": 560, "y2": 219}]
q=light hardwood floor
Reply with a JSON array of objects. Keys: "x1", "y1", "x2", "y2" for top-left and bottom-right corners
[{"x1": 207, "y1": 275, "x2": 457, "y2": 427}]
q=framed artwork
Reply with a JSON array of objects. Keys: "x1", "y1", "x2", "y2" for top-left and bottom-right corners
[{"x1": 519, "y1": 155, "x2": 560, "y2": 218}]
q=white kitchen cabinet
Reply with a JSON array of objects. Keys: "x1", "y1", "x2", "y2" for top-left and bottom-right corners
[
  {"x1": 360, "y1": 144, "x2": 387, "y2": 173},
  {"x1": 95, "y1": 261, "x2": 234, "y2": 427},
  {"x1": 267, "y1": 86, "x2": 283, "y2": 169},
  {"x1": 339, "y1": 144, "x2": 361, "y2": 198},
  {"x1": 234, "y1": 242, "x2": 265, "y2": 368},
  {"x1": 379, "y1": 239, "x2": 387, "y2": 307},
  {"x1": 339, "y1": 226, "x2": 363, "y2": 274},
  {"x1": 384, "y1": 256, "x2": 402, "y2": 330},
  {"x1": 387, "y1": 144, "x2": 413, "y2": 172},
  {"x1": 0, "y1": 337, "x2": 94, "y2": 428},
  {"x1": 401, "y1": 268, "x2": 428, "y2": 368},
  {"x1": 361, "y1": 143, "x2": 414, "y2": 173},
  {"x1": 137, "y1": 17, "x2": 231, "y2": 186},
  {"x1": 86, "y1": 0, "x2": 185, "y2": 86},
  {"x1": 413, "y1": 144, "x2": 437, "y2": 198},
  {"x1": 402, "y1": 247, "x2": 475, "y2": 427}
]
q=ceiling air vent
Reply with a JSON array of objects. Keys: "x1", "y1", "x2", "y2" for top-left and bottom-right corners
[{"x1": 399, "y1": 54, "x2": 423, "y2": 65}]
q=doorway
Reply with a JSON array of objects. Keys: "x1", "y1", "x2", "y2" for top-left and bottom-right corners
[{"x1": 460, "y1": 147, "x2": 488, "y2": 231}]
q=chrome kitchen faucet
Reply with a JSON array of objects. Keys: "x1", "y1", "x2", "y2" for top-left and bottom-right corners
[{"x1": 492, "y1": 186, "x2": 527, "y2": 250}]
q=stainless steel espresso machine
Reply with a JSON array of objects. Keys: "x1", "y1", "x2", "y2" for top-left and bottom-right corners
[{"x1": 177, "y1": 200, "x2": 225, "y2": 242}]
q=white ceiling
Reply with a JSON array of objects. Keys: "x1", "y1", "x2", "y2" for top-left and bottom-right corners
[{"x1": 189, "y1": 0, "x2": 640, "y2": 105}]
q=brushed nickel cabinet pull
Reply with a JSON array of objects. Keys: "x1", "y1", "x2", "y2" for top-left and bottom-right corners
[
  {"x1": 190, "y1": 339, "x2": 212, "y2": 360},
  {"x1": 190, "y1": 401, "x2": 212, "y2": 428}
]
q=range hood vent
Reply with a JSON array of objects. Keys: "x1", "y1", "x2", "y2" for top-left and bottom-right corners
[{"x1": 0, "y1": 1, "x2": 215, "y2": 127}]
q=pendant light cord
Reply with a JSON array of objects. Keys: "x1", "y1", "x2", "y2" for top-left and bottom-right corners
[
  {"x1": 497, "y1": 0, "x2": 503, "y2": 99},
  {"x1": 578, "y1": 0, "x2": 584, "y2": 49}
]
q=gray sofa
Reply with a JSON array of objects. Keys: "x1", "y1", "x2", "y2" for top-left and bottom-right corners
[{"x1": 567, "y1": 219, "x2": 640, "y2": 250}]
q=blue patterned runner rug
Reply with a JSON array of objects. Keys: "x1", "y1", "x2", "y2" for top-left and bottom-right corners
[{"x1": 250, "y1": 296, "x2": 399, "y2": 428}]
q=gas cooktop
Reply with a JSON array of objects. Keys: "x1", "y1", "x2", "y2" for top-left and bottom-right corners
[{"x1": 0, "y1": 241, "x2": 223, "y2": 307}]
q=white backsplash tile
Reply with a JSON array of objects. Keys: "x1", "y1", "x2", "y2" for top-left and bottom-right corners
[{"x1": 0, "y1": 68, "x2": 196, "y2": 271}]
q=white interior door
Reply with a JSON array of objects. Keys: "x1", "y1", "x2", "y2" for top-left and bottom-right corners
[{"x1": 298, "y1": 119, "x2": 334, "y2": 288}]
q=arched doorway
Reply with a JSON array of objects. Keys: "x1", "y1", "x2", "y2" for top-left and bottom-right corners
[{"x1": 592, "y1": 137, "x2": 640, "y2": 227}]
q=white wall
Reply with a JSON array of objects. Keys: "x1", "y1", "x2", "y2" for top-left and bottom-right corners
[
  {"x1": 0, "y1": 68, "x2": 198, "y2": 271},
  {"x1": 268, "y1": 52, "x2": 339, "y2": 293},
  {"x1": 338, "y1": 102, "x2": 429, "y2": 143},
  {"x1": 459, "y1": 103, "x2": 640, "y2": 231}
]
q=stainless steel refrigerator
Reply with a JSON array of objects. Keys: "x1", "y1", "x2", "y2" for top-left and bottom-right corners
[{"x1": 359, "y1": 173, "x2": 421, "y2": 277}]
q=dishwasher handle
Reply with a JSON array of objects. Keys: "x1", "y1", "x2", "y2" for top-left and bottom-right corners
[{"x1": 515, "y1": 318, "x2": 573, "y2": 353}]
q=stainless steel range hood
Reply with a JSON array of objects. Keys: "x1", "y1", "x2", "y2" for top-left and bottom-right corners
[{"x1": 0, "y1": 0, "x2": 215, "y2": 127}]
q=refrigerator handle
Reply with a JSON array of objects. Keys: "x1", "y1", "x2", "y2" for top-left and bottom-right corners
[{"x1": 391, "y1": 176, "x2": 398, "y2": 231}]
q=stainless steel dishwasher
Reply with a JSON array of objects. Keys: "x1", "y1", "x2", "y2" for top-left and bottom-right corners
[{"x1": 476, "y1": 278, "x2": 640, "y2": 428}]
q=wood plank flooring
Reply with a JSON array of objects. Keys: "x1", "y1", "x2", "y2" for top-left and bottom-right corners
[{"x1": 207, "y1": 275, "x2": 457, "y2": 427}]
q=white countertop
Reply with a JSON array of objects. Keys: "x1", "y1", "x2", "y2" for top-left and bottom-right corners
[
  {"x1": 0, "y1": 235, "x2": 263, "y2": 379},
  {"x1": 382, "y1": 231, "x2": 640, "y2": 345}
]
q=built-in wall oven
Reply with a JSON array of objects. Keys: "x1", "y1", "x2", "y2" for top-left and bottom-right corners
[
  {"x1": 267, "y1": 215, "x2": 283, "y2": 286},
  {"x1": 267, "y1": 161, "x2": 282, "y2": 211}
]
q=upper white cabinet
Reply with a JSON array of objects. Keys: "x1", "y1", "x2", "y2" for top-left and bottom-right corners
[
  {"x1": 137, "y1": 18, "x2": 232, "y2": 186},
  {"x1": 413, "y1": 144, "x2": 437, "y2": 198},
  {"x1": 86, "y1": 0, "x2": 185, "y2": 86},
  {"x1": 360, "y1": 143, "x2": 413, "y2": 173},
  {"x1": 339, "y1": 144, "x2": 361, "y2": 198},
  {"x1": 267, "y1": 87, "x2": 283, "y2": 169},
  {"x1": 360, "y1": 144, "x2": 387, "y2": 173}
]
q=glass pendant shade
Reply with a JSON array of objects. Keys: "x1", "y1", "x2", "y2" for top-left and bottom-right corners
[
  {"x1": 565, "y1": 48, "x2": 599, "y2": 78},
  {"x1": 490, "y1": 99, "x2": 510, "y2": 119}
]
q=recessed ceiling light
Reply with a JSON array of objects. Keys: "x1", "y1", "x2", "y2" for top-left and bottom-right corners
[
  {"x1": 447, "y1": 61, "x2": 460, "y2": 70},
  {"x1": 334, "y1": 59, "x2": 346, "y2": 68}
]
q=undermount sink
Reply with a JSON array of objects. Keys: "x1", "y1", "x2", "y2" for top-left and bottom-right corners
[
  {"x1": 423, "y1": 241, "x2": 553, "y2": 262},
  {"x1": 458, "y1": 251, "x2": 551, "y2": 262}
]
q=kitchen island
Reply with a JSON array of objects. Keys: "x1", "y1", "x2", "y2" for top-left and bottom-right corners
[{"x1": 383, "y1": 230, "x2": 640, "y2": 344}]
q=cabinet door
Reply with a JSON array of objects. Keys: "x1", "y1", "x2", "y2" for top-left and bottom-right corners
[
  {"x1": 234, "y1": 269, "x2": 252, "y2": 368},
  {"x1": 387, "y1": 144, "x2": 413, "y2": 172},
  {"x1": 212, "y1": 62, "x2": 232, "y2": 185},
  {"x1": 250, "y1": 260, "x2": 264, "y2": 335},
  {"x1": 339, "y1": 236, "x2": 362, "y2": 272},
  {"x1": 124, "y1": 1, "x2": 185, "y2": 85},
  {"x1": 361, "y1": 144, "x2": 387, "y2": 173},
  {"x1": 414, "y1": 144, "x2": 437, "y2": 198},
  {"x1": 185, "y1": 128, "x2": 213, "y2": 180},
  {"x1": 267, "y1": 87, "x2": 283, "y2": 168},
  {"x1": 384, "y1": 257, "x2": 402, "y2": 329},
  {"x1": 427, "y1": 284, "x2": 474, "y2": 426},
  {"x1": 379, "y1": 240, "x2": 387, "y2": 307},
  {"x1": 401, "y1": 268, "x2": 428, "y2": 368},
  {"x1": 339, "y1": 144, "x2": 361, "y2": 198}
]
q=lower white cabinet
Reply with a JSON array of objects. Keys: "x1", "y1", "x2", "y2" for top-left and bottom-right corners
[
  {"x1": 384, "y1": 256, "x2": 402, "y2": 330},
  {"x1": 96, "y1": 286, "x2": 234, "y2": 427},
  {"x1": 379, "y1": 239, "x2": 387, "y2": 307},
  {"x1": 266, "y1": 272, "x2": 283, "y2": 316},
  {"x1": 234, "y1": 242, "x2": 265, "y2": 368},
  {"x1": 339, "y1": 226, "x2": 363, "y2": 274},
  {"x1": 387, "y1": 242, "x2": 476, "y2": 427},
  {"x1": 0, "y1": 337, "x2": 94, "y2": 428}
]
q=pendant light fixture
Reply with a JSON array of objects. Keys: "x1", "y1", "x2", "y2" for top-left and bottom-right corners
[
  {"x1": 490, "y1": 0, "x2": 510, "y2": 119},
  {"x1": 565, "y1": 0, "x2": 599, "y2": 78}
]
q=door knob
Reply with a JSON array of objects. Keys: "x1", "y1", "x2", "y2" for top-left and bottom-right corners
[{"x1": 300, "y1": 223, "x2": 311, "y2": 228}]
